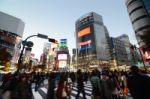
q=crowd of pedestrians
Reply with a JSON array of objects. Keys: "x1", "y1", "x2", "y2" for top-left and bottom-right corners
[{"x1": 0, "y1": 65, "x2": 150, "y2": 99}]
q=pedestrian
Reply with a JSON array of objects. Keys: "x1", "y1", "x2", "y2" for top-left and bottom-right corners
[
  {"x1": 47, "y1": 72, "x2": 55, "y2": 99},
  {"x1": 75, "y1": 69, "x2": 86, "y2": 99},
  {"x1": 70, "y1": 72, "x2": 76, "y2": 87},
  {"x1": 34, "y1": 72, "x2": 41, "y2": 91},
  {"x1": 66, "y1": 73, "x2": 72, "y2": 99},
  {"x1": 84, "y1": 71, "x2": 89, "y2": 84},
  {"x1": 18, "y1": 74, "x2": 33, "y2": 99},
  {"x1": 127, "y1": 65, "x2": 150, "y2": 99},
  {"x1": 10, "y1": 72, "x2": 20, "y2": 99},
  {"x1": 101, "y1": 71, "x2": 113, "y2": 99},
  {"x1": 56, "y1": 73, "x2": 69, "y2": 99},
  {"x1": 90, "y1": 70, "x2": 102, "y2": 99}
]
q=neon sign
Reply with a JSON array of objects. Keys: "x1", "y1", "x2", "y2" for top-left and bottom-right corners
[{"x1": 79, "y1": 40, "x2": 91, "y2": 46}]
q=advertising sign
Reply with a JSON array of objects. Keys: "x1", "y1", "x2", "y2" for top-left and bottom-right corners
[
  {"x1": 78, "y1": 27, "x2": 91, "y2": 37},
  {"x1": 58, "y1": 54, "x2": 67, "y2": 60},
  {"x1": 58, "y1": 60, "x2": 67, "y2": 68}
]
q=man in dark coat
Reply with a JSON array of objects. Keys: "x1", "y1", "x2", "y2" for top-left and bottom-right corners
[
  {"x1": 127, "y1": 65, "x2": 150, "y2": 99},
  {"x1": 75, "y1": 69, "x2": 86, "y2": 99},
  {"x1": 47, "y1": 72, "x2": 55, "y2": 99}
]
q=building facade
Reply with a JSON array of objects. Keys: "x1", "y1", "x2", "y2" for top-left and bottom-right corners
[
  {"x1": 125, "y1": 0, "x2": 150, "y2": 47},
  {"x1": 40, "y1": 42, "x2": 58, "y2": 71},
  {"x1": 0, "y1": 11, "x2": 25, "y2": 64},
  {"x1": 116, "y1": 34, "x2": 133, "y2": 65},
  {"x1": 75, "y1": 12, "x2": 110, "y2": 69},
  {"x1": 55, "y1": 39, "x2": 70, "y2": 71},
  {"x1": 110, "y1": 37, "x2": 128, "y2": 66}
]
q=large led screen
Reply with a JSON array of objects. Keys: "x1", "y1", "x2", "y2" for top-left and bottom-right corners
[
  {"x1": 58, "y1": 54, "x2": 67, "y2": 60},
  {"x1": 59, "y1": 60, "x2": 67, "y2": 68},
  {"x1": 78, "y1": 27, "x2": 91, "y2": 37}
]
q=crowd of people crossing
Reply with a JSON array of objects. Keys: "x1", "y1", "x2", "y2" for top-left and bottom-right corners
[{"x1": 0, "y1": 65, "x2": 150, "y2": 99}]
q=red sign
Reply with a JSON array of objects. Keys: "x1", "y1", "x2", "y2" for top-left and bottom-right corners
[{"x1": 79, "y1": 40, "x2": 91, "y2": 46}]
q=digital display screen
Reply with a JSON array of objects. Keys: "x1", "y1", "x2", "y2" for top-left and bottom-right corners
[
  {"x1": 78, "y1": 27, "x2": 91, "y2": 37},
  {"x1": 59, "y1": 60, "x2": 67, "y2": 68},
  {"x1": 58, "y1": 54, "x2": 67, "y2": 60},
  {"x1": 80, "y1": 45, "x2": 92, "y2": 51}
]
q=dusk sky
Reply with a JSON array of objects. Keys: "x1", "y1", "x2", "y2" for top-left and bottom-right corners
[{"x1": 0, "y1": 0, "x2": 137, "y2": 59}]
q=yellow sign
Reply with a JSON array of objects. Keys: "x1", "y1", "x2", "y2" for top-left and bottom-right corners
[{"x1": 4, "y1": 61, "x2": 10, "y2": 71}]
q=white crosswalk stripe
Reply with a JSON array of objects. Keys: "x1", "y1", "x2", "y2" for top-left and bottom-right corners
[
  {"x1": 32, "y1": 81, "x2": 133, "y2": 99},
  {"x1": 32, "y1": 81, "x2": 92, "y2": 99},
  {"x1": 32, "y1": 89, "x2": 43, "y2": 99},
  {"x1": 41, "y1": 87, "x2": 47, "y2": 93}
]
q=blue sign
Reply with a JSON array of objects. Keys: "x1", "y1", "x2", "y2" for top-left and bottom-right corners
[{"x1": 80, "y1": 45, "x2": 92, "y2": 51}]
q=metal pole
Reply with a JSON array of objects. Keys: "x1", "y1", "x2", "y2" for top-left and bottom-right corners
[{"x1": 18, "y1": 35, "x2": 37, "y2": 71}]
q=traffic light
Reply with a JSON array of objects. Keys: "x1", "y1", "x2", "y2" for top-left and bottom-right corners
[
  {"x1": 48, "y1": 38, "x2": 58, "y2": 44},
  {"x1": 37, "y1": 33, "x2": 48, "y2": 39}
]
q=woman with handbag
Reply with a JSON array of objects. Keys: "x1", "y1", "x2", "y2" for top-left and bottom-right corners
[{"x1": 56, "y1": 73, "x2": 69, "y2": 99}]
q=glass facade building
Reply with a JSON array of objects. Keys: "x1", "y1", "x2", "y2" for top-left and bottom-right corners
[
  {"x1": 75, "y1": 12, "x2": 110, "y2": 68},
  {"x1": 125, "y1": 0, "x2": 150, "y2": 47},
  {"x1": 143, "y1": 0, "x2": 150, "y2": 16}
]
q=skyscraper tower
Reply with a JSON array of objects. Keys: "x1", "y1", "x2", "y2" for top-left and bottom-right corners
[
  {"x1": 75, "y1": 12, "x2": 110, "y2": 69},
  {"x1": 125, "y1": 0, "x2": 150, "y2": 47}
]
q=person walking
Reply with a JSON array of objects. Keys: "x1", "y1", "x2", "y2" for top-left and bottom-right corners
[
  {"x1": 90, "y1": 70, "x2": 102, "y2": 99},
  {"x1": 127, "y1": 65, "x2": 150, "y2": 99},
  {"x1": 47, "y1": 72, "x2": 55, "y2": 99},
  {"x1": 101, "y1": 71, "x2": 113, "y2": 99},
  {"x1": 75, "y1": 69, "x2": 86, "y2": 99},
  {"x1": 18, "y1": 74, "x2": 33, "y2": 99},
  {"x1": 56, "y1": 73, "x2": 69, "y2": 99}
]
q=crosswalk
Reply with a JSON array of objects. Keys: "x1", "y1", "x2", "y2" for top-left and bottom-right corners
[
  {"x1": 32, "y1": 81, "x2": 92, "y2": 99},
  {"x1": 32, "y1": 81, "x2": 133, "y2": 99}
]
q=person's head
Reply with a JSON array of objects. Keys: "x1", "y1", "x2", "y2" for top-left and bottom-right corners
[
  {"x1": 49, "y1": 72, "x2": 55, "y2": 80},
  {"x1": 58, "y1": 73, "x2": 66, "y2": 87},
  {"x1": 130, "y1": 65, "x2": 140, "y2": 74},
  {"x1": 20, "y1": 74, "x2": 27, "y2": 82},
  {"x1": 77, "y1": 69, "x2": 82, "y2": 74},
  {"x1": 91, "y1": 70, "x2": 97, "y2": 76}
]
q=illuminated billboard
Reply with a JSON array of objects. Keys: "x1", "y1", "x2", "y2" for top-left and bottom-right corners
[
  {"x1": 58, "y1": 54, "x2": 67, "y2": 60},
  {"x1": 59, "y1": 60, "x2": 67, "y2": 68},
  {"x1": 79, "y1": 40, "x2": 91, "y2": 46},
  {"x1": 80, "y1": 45, "x2": 92, "y2": 51},
  {"x1": 59, "y1": 39, "x2": 68, "y2": 48},
  {"x1": 78, "y1": 27, "x2": 91, "y2": 37}
]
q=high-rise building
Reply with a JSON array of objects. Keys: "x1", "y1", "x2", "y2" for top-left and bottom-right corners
[
  {"x1": 75, "y1": 12, "x2": 110, "y2": 69},
  {"x1": 0, "y1": 11, "x2": 25, "y2": 64},
  {"x1": 110, "y1": 37, "x2": 128, "y2": 66},
  {"x1": 125, "y1": 0, "x2": 150, "y2": 47},
  {"x1": 116, "y1": 34, "x2": 133, "y2": 65}
]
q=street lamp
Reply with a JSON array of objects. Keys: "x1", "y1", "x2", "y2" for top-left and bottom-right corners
[{"x1": 18, "y1": 33, "x2": 58, "y2": 71}]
